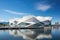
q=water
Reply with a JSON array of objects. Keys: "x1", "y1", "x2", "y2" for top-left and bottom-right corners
[{"x1": 0, "y1": 27, "x2": 60, "y2": 40}]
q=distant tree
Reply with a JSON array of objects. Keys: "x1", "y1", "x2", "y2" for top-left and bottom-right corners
[
  {"x1": 0, "y1": 23, "x2": 7, "y2": 27},
  {"x1": 3, "y1": 24, "x2": 6, "y2": 26}
]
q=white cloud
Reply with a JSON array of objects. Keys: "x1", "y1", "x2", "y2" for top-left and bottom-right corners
[
  {"x1": 36, "y1": 2, "x2": 51, "y2": 11},
  {"x1": 3, "y1": 9, "x2": 31, "y2": 16},
  {"x1": 9, "y1": 18, "x2": 21, "y2": 23},
  {"x1": 0, "y1": 20, "x2": 6, "y2": 22}
]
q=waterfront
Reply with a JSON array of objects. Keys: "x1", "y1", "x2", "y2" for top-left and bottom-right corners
[{"x1": 0, "y1": 27, "x2": 59, "y2": 40}]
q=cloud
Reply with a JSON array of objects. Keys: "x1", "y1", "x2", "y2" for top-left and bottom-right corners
[
  {"x1": 3, "y1": 9, "x2": 31, "y2": 16},
  {"x1": 9, "y1": 18, "x2": 21, "y2": 23},
  {"x1": 36, "y1": 2, "x2": 51, "y2": 11},
  {"x1": 0, "y1": 20, "x2": 6, "y2": 22}
]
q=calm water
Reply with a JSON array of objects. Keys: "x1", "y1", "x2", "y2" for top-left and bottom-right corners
[{"x1": 0, "y1": 27, "x2": 60, "y2": 40}]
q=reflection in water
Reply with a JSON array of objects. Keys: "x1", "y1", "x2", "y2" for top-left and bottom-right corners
[
  {"x1": 0, "y1": 27, "x2": 60, "y2": 40},
  {"x1": 9, "y1": 27, "x2": 52, "y2": 40},
  {"x1": 52, "y1": 27, "x2": 60, "y2": 40}
]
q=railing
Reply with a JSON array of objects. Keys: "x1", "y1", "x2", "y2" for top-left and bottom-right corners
[{"x1": 0, "y1": 27, "x2": 44, "y2": 30}]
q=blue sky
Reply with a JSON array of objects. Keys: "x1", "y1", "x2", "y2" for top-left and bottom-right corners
[{"x1": 0, "y1": 0, "x2": 60, "y2": 23}]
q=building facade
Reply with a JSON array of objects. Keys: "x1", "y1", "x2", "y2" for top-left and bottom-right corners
[{"x1": 9, "y1": 16, "x2": 52, "y2": 27}]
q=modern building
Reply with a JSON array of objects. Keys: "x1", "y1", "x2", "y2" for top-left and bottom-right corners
[{"x1": 9, "y1": 15, "x2": 52, "y2": 27}]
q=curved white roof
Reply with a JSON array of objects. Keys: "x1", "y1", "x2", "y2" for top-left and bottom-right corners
[
  {"x1": 9, "y1": 15, "x2": 52, "y2": 23},
  {"x1": 36, "y1": 16, "x2": 52, "y2": 22}
]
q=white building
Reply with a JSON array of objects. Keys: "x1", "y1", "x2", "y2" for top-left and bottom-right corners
[{"x1": 9, "y1": 15, "x2": 52, "y2": 27}]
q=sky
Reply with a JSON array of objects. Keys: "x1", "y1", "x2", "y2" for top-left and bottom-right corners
[{"x1": 0, "y1": 0, "x2": 60, "y2": 24}]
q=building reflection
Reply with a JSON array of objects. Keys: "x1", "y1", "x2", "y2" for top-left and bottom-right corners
[{"x1": 9, "y1": 27, "x2": 52, "y2": 40}]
